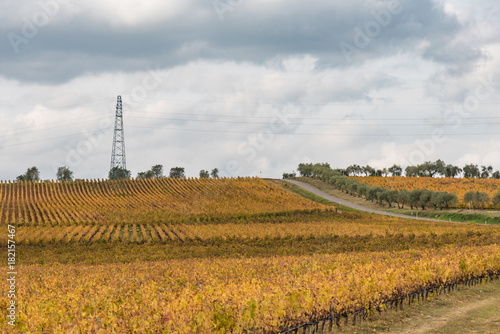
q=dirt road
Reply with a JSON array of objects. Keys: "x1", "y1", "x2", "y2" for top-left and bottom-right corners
[{"x1": 284, "y1": 179, "x2": 464, "y2": 224}]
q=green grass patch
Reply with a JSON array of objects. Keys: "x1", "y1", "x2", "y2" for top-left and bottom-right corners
[
  {"x1": 401, "y1": 210, "x2": 500, "y2": 225},
  {"x1": 267, "y1": 179, "x2": 358, "y2": 212}
]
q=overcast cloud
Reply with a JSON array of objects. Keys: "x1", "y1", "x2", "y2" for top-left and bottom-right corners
[{"x1": 0, "y1": 0, "x2": 499, "y2": 180}]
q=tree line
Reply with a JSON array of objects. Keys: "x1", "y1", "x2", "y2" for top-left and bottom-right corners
[
  {"x1": 14, "y1": 165, "x2": 220, "y2": 182},
  {"x1": 288, "y1": 160, "x2": 500, "y2": 179},
  {"x1": 288, "y1": 163, "x2": 500, "y2": 210}
]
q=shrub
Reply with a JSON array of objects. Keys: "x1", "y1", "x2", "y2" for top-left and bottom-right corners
[{"x1": 464, "y1": 191, "x2": 490, "y2": 209}]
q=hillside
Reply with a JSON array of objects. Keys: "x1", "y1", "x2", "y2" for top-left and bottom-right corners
[
  {"x1": 351, "y1": 176, "x2": 500, "y2": 205},
  {"x1": 0, "y1": 177, "x2": 329, "y2": 227},
  {"x1": 1, "y1": 177, "x2": 499, "y2": 333}
]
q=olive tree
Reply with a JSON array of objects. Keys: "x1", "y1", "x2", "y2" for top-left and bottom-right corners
[
  {"x1": 56, "y1": 166, "x2": 74, "y2": 181},
  {"x1": 109, "y1": 167, "x2": 131, "y2": 180},
  {"x1": 169, "y1": 167, "x2": 185, "y2": 178},
  {"x1": 17, "y1": 166, "x2": 40, "y2": 181},
  {"x1": 464, "y1": 191, "x2": 490, "y2": 209}
]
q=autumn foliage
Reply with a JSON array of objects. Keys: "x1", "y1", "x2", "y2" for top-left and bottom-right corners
[
  {"x1": 1, "y1": 177, "x2": 499, "y2": 333},
  {"x1": 0, "y1": 177, "x2": 329, "y2": 227},
  {"x1": 351, "y1": 176, "x2": 500, "y2": 207}
]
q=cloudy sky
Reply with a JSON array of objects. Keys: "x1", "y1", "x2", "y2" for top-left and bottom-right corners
[{"x1": 1, "y1": 0, "x2": 499, "y2": 180}]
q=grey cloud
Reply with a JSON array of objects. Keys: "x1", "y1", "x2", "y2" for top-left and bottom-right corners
[
  {"x1": 1, "y1": 0, "x2": 499, "y2": 180},
  {"x1": 0, "y1": 0, "x2": 482, "y2": 85}
]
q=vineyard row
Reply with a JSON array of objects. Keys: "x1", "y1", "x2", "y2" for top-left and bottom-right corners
[
  {"x1": 6, "y1": 214, "x2": 500, "y2": 246},
  {"x1": 3, "y1": 245, "x2": 499, "y2": 332},
  {"x1": 280, "y1": 272, "x2": 500, "y2": 334},
  {"x1": 0, "y1": 177, "x2": 328, "y2": 225}
]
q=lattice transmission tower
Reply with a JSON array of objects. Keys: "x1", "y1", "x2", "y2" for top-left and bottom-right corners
[{"x1": 109, "y1": 95, "x2": 126, "y2": 178}]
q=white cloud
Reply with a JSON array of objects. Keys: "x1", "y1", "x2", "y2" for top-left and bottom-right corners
[
  {"x1": 77, "y1": 0, "x2": 195, "y2": 27},
  {"x1": 1, "y1": 0, "x2": 500, "y2": 180}
]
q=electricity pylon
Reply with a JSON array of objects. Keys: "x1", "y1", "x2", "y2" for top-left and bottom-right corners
[{"x1": 109, "y1": 95, "x2": 126, "y2": 178}]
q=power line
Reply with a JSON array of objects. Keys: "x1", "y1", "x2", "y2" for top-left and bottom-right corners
[
  {"x1": 0, "y1": 97, "x2": 111, "y2": 109},
  {"x1": 2, "y1": 98, "x2": 498, "y2": 134},
  {"x1": 128, "y1": 110, "x2": 500, "y2": 121},
  {"x1": 2, "y1": 96, "x2": 499, "y2": 148},
  {"x1": 128, "y1": 115, "x2": 500, "y2": 127},
  {"x1": 1, "y1": 121, "x2": 497, "y2": 150},
  {"x1": 3, "y1": 110, "x2": 497, "y2": 137},
  {"x1": 0, "y1": 113, "x2": 111, "y2": 136},
  {"x1": 133, "y1": 97, "x2": 500, "y2": 107},
  {"x1": 0, "y1": 116, "x2": 111, "y2": 137},
  {"x1": 0, "y1": 132, "x2": 96, "y2": 149},
  {"x1": 128, "y1": 125, "x2": 500, "y2": 136}
]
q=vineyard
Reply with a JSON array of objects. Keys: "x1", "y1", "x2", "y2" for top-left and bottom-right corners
[
  {"x1": 3, "y1": 210, "x2": 500, "y2": 246},
  {"x1": 0, "y1": 177, "x2": 328, "y2": 227},
  {"x1": 350, "y1": 176, "x2": 500, "y2": 204},
  {"x1": 1, "y1": 177, "x2": 500, "y2": 332},
  {"x1": 1, "y1": 245, "x2": 499, "y2": 333}
]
